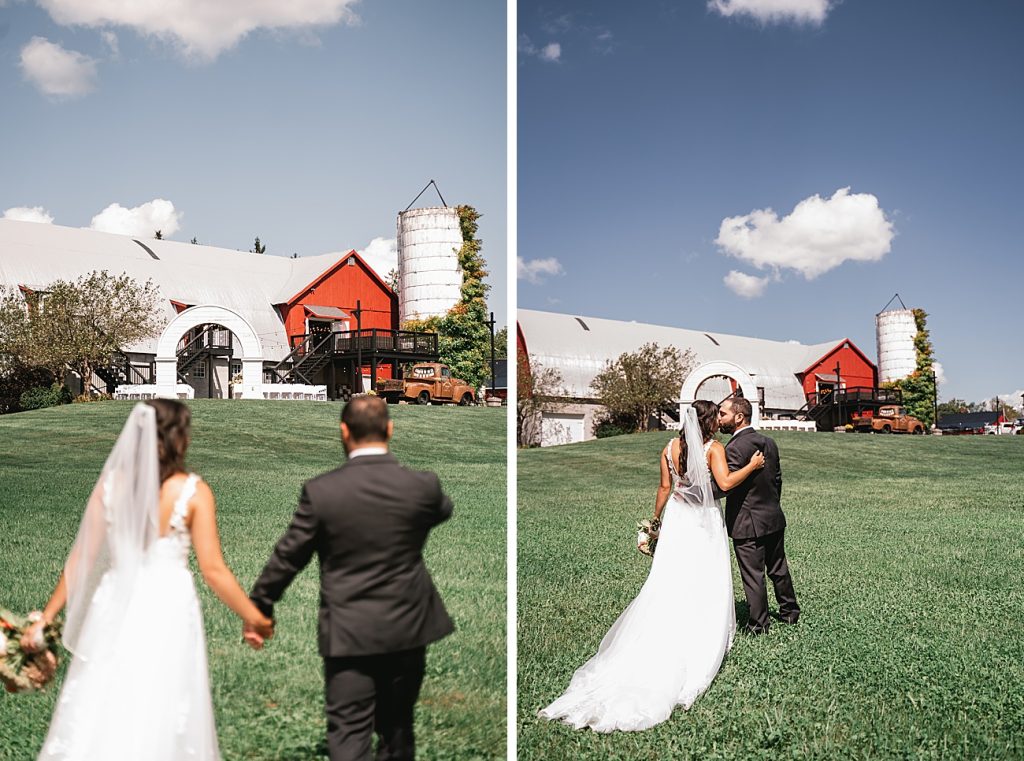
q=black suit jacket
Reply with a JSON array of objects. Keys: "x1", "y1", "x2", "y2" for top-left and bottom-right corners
[
  {"x1": 723, "y1": 428, "x2": 787, "y2": 539},
  {"x1": 250, "y1": 452, "x2": 455, "y2": 657}
]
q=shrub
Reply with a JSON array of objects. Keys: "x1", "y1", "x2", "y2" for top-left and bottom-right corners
[
  {"x1": 19, "y1": 383, "x2": 72, "y2": 411},
  {"x1": 73, "y1": 392, "x2": 112, "y2": 403},
  {"x1": 0, "y1": 365, "x2": 55, "y2": 414},
  {"x1": 594, "y1": 419, "x2": 630, "y2": 439}
]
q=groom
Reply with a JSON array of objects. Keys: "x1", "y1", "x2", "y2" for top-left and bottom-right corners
[
  {"x1": 248, "y1": 394, "x2": 454, "y2": 761},
  {"x1": 717, "y1": 397, "x2": 800, "y2": 634}
]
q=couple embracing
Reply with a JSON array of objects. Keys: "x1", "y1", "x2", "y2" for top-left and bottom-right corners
[
  {"x1": 540, "y1": 397, "x2": 800, "y2": 733},
  {"x1": 21, "y1": 395, "x2": 452, "y2": 760}
]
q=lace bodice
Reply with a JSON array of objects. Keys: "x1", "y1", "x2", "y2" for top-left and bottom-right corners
[
  {"x1": 149, "y1": 473, "x2": 198, "y2": 565},
  {"x1": 664, "y1": 439, "x2": 713, "y2": 490}
]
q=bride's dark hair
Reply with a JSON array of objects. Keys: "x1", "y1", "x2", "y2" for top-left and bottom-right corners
[
  {"x1": 145, "y1": 399, "x2": 192, "y2": 483},
  {"x1": 678, "y1": 400, "x2": 719, "y2": 476}
]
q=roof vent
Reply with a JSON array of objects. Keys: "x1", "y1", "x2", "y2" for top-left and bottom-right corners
[
  {"x1": 133, "y1": 240, "x2": 160, "y2": 260},
  {"x1": 347, "y1": 257, "x2": 356, "y2": 266},
  {"x1": 704, "y1": 333, "x2": 720, "y2": 346},
  {"x1": 574, "y1": 317, "x2": 590, "y2": 331}
]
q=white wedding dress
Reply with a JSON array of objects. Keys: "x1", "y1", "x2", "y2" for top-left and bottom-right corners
[
  {"x1": 39, "y1": 472, "x2": 221, "y2": 760},
  {"x1": 539, "y1": 411, "x2": 736, "y2": 733}
]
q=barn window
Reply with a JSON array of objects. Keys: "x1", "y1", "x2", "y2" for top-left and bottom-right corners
[
  {"x1": 347, "y1": 258, "x2": 356, "y2": 266},
  {"x1": 574, "y1": 317, "x2": 590, "y2": 331},
  {"x1": 193, "y1": 362, "x2": 206, "y2": 379},
  {"x1": 757, "y1": 387, "x2": 765, "y2": 407},
  {"x1": 230, "y1": 361, "x2": 242, "y2": 377}
]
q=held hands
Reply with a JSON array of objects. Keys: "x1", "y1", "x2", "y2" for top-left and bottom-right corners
[
  {"x1": 749, "y1": 449, "x2": 766, "y2": 470},
  {"x1": 242, "y1": 613, "x2": 275, "y2": 651}
]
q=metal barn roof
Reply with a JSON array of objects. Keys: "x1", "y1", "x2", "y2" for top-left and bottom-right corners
[
  {"x1": 0, "y1": 219, "x2": 354, "y2": 360},
  {"x1": 517, "y1": 308, "x2": 845, "y2": 410}
]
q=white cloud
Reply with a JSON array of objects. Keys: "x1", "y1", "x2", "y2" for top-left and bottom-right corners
[
  {"x1": 89, "y1": 199, "x2": 181, "y2": 238},
  {"x1": 19, "y1": 37, "x2": 97, "y2": 98},
  {"x1": 356, "y1": 237, "x2": 398, "y2": 280},
  {"x1": 708, "y1": 0, "x2": 832, "y2": 25},
  {"x1": 723, "y1": 270, "x2": 770, "y2": 298},
  {"x1": 540, "y1": 42, "x2": 561, "y2": 62},
  {"x1": 932, "y1": 362, "x2": 946, "y2": 388},
  {"x1": 36, "y1": 0, "x2": 359, "y2": 62},
  {"x1": 519, "y1": 35, "x2": 562, "y2": 63},
  {"x1": 101, "y1": 30, "x2": 119, "y2": 57},
  {"x1": 715, "y1": 188, "x2": 894, "y2": 292},
  {"x1": 517, "y1": 256, "x2": 564, "y2": 284},
  {"x1": 3, "y1": 206, "x2": 55, "y2": 224}
]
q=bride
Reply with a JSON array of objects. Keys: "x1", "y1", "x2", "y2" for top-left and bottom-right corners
[
  {"x1": 539, "y1": 399, "x2": 764, "y2": 732},
  {"x1": 21, "y1": 400, "x2": 274, "y2": 760}
]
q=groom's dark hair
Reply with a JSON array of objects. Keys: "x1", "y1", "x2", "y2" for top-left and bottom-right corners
[
  {"x1": 341, "y1": 395, "x2": 390, "y2": 442},
  {"x1": 727, "y1": 396, "x2": 752, "y2": 423}
]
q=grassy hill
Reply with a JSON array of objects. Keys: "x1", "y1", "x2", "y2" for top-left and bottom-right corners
[
  {"x1": 0, "y1": 400, "x2": 505, "y2": 761},
  {"x1": 518, "y1": 430, "x2": 1024, "y2": 760}
]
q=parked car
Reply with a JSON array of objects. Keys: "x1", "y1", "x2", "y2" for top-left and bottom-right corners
[{"x1": 984, "y1": 421, "x2": 1019, "y2": 435}]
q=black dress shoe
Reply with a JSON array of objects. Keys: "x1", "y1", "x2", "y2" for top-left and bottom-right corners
[{"x1": 742, "y1": 624, "x2": 769, "y2": 636}]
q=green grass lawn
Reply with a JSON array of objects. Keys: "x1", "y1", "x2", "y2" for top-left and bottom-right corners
[
  {"x1": 518, "y1": 431, "x2": 1024, "y2": 760},
  {"x1": 0, "y1": 400, "x2": 505, "y2": 761}
]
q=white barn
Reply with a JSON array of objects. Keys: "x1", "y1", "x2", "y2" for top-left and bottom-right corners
[
  {"x1": 0, "y1": 219, "x2": 406, "y2": 399},
  {"x1": 517, "y1": 309, "x2": 878, "y2": 446}
]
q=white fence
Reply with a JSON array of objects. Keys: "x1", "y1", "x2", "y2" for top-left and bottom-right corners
[
  {"x1": 759, "y1": 419, "x2": 817, "y2": 432},
  {"x1": 114, "y1": 384, "x2": 326, "y2": 401}
]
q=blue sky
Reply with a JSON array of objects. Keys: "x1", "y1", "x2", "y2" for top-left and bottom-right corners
[
  {"x1": 518, "y1": 0, "x2": 1023, "y2": 407},
  {"x1": 0, "y1": 0, "x2": 506, "y2": 324}
]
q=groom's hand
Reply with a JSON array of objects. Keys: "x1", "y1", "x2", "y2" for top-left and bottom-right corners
[{"x1": 243, "y1": 614, "x2": 275, "y2": 650}]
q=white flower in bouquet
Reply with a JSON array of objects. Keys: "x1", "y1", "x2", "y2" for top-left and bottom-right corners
[{"x1": 0, "y1": 632, "x2": 7, "y2": 657}]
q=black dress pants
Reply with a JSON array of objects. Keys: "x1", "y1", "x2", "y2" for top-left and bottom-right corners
[
  {"x1": 323, "y1": 647, "x2": 426, "y2": 761},
  {"x1": 732, "y1": 529, "x2": 800, "y2": 632}
]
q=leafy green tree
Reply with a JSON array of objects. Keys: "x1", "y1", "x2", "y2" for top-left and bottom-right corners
[
  {"x1": 886, "y1": 309, "x2": 937, "y2": 426},
  {"x1": 590, "y1": 343, "x2": 696, "y2": 433},
  {"x1": 0, "y1": 273, "x2": 164, "y2": 396},
  {"x1": 251, "y1": 236, "x2": 266, "y2": 254},
  {"x1": 403, "y1": 205, "x2": 492, "y2": 388},
  {"x1": 386, "y1": 268, "x2": 400, "y2": 293},
  {"x1": 154, "y1": 230, "x2": 163, "y2": 240}
]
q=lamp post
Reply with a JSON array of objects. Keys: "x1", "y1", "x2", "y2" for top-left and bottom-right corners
[
  {"x1": 486, "y1": 311, "x2": 496, "y2": 400},
  {"x1": 931, "y1": 368, "x2": 939, "y2": 430}
]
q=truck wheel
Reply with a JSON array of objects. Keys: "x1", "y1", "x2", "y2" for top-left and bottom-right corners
[
  {"x1": 459, "y1": 393, "x2": 474, "y2": 406},
  {"x1": 417, "y1": 391, "x2": 431, "y2": 405},
  {"x1": 881, "y1": 424, "x2": 891, "y2": 434},
  {"x1": 384, "y1": 394, "x2": 398, "y2": 405},
  {"x1": 912, "y1": 426, "x2": 923, "y2": 434}
]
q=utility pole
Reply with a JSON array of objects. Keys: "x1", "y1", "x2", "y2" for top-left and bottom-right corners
[{"x1": 487, "y1": 311, "x2": 497, "y2": 400}]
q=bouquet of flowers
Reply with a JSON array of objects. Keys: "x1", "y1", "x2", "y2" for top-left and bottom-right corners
[
  {"x1": 0, "y1": 608, "x2": 62, "y2": 693},
  {"x1": 636, "y1": 518, "x2": 661, "y2": 557}
]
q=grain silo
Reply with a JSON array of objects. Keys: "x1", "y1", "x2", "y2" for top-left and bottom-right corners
[
  {"x1": 876, "y1": 297, "x2": 917, "y2": 383},
  {"x1": 397, "y1": 206, "x2": 463, "y2": 322}
]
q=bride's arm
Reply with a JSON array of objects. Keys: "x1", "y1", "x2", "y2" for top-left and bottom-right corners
[
  {"x1": 707, "y1": 441, "x2": 764, "y2": 491},
  {"x1": 652, "y1": 445, "x2": 673, "y2": 523},
  {"x1": 189, "y1": 481, "x2": 273, "y2": 639}
]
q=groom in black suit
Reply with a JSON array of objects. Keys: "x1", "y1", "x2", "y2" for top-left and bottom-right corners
[
  {"x1": 718, "y1": 397, "x2": 800, "y2": 635},
  {"x1": 249, "y1": 395, "x2": 454, "y2": 761}
]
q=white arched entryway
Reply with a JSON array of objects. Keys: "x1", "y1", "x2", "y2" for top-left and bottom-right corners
[
  {"x1": 155, "y1": 305, "x2": 264, "y2": 399},
  {"x1": 679, "y1": 360, "x2": 761, "y2": 427}
]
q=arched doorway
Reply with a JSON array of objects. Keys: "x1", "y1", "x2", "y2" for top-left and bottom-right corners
[
  {"x1": 155, "y1": 305, "x2": 264, "y2": 399},
  {"x1": 679, "y1": 360, "x2": 761, "y2": 427}
]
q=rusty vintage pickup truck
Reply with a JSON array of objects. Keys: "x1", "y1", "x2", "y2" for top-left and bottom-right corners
[
  {"x1": 851, "y1": 405, "x2": 926, "y2": 434},
  {"x1": 379, "y1": 363, "x2": 476, "y2": 406}
]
